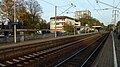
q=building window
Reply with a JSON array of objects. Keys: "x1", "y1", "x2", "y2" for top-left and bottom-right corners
[
  {"x1": 52, "y1": 19, "x2": 54, "y2": 21},
  {"x1": 62, "y1": 19, "x2": 65, "y2": 21},
  {"x1": 56, "y1": 23, "x2": 59, "y2": 25}
]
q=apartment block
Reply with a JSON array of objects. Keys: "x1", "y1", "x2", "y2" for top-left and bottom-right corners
[
  {"x1": 50, "y1": 16, "x2": 80, "y2": 33},
  {"x1": 75, "y1": 10, "x2": 91, "y2": 19}
]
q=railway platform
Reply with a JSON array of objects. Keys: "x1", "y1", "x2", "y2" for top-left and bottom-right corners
[
  {"x1": 92, "y1": 31, "x2": 120, "y2": 67},
  {"x1": 0, "y1": 33, "x2": 95, "y2": 48}
]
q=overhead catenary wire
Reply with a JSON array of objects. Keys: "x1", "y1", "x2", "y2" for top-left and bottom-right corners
[
  {"x1": 116, "y1": 2, "x2": 120, "y2": 7},
  {"x1": 97, "y1": 0, "x2": 120, "y2": 10},
  {"x1": 41, "y1": 0, "x2": 55, "y2": 6},
  {"x1": 61, "y1": 0, "x2": 68, "y2": 3},
  {"x1": 86, "y1": 0, "x2": 104, "y2": 20},
  {"x1": 96, "y1": 2, "x2": 111, "y2": 21},
  {"x1": 62, "y1": 0, "x2": 80, "y2": 12},
  {"x1": 113, "y1": 0, "x2": 115, "y2": 6},
  {"x1": 57, "y1": 3, "x2": 74, "y2": 14},
  {"x1": 41, "y1": 0, "x2": 75, "y2": 16},
  {"x1": 59, "y1": 3, "x2": 76, "y2": 15}
]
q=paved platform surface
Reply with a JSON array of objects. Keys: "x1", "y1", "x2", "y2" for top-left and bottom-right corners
[
  {"x1": 114, "y1": 32, "x2": 120, "y2": 67},
  {"x1": 92, "y1": 32, "x2": 120, "y2": 67},
  {"x1": 91, "y1": 32, "x2": 114, "y2": 67}
]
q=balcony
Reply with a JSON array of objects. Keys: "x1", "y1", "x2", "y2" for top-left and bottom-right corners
[{"x1": 56, "y1": 24, "x2": 63, "y2": 27}]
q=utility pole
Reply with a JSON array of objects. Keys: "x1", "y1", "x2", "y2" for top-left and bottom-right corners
[
  {"x1": 65, "y1": 3, "x2": 76, "y2": 35},
  {"x1": 96, "y1": 0, "x2": 120, "y2": 10},
  {"x1": 96, "y1": 0, "x2": 119, "y2": 30},
  {"x1": 54, "y1": 3, "x2": 76, "y2": 37},
  {"x1": 74, "y1": 25, "x2": 75, "y2": 35},
  {"x1": 55, "y1": 6, "x2": 57, "y2": 38},
  {"x1": 96, "y1": 1, "x2": 118, "y2": 67},
  {"x1": 13, "y1": 0, "x2": 17, "y2": 43},
  {"x1": 112, "y1": 10, "x2": 119, "y2": 30}
]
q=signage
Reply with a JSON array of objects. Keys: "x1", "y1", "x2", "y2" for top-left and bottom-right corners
[{"x1": 8, "y1": 22, "x2": 22, "y2": 25}]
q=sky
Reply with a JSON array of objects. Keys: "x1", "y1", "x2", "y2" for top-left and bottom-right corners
[{"x1": 36, "y1": 0, "x2": 120, "y2": 26}]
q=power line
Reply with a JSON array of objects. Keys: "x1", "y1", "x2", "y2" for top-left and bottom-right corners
[
  {"x1": 97, "y1": 0, "x2": 120, "y2": 10},
  {"x1": 113, "y1": 0, "x2": 115, "y2": 6},
  {"x1": 41, "y1": 0, "x2": 55, "y2": 6},
  {"x1": 116, "y1": 2, "x2": 120, "y2": 7},
  {"x1": 61, "y1": 0, "x2": 68, "y2": 3},
  {"x1": 57, "y1": 3, "x2": 73, "y2": 10},
  {"x1": 86, "y1": 0, "x2": 96, "y2": 10},
  {"x1": 58, "y1": 8, "x2": 64, "y2": 14},
  {"x1": 86, "y1": 0, "x2": 104, "y2": 20},
  {"x1": 96, "y1": 2, "x2": 110, "y2": 20},
  {"x1": 59, "y1": 5, "x2": 74, "y2": 15},
  {"x1": 61, "y1": 0, "x2": 81, "y2": 12}
]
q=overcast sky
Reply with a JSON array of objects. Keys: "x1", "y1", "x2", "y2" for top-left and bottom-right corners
[{"x1": 37, "y1": 0, "x2": 120, "y2": 26}]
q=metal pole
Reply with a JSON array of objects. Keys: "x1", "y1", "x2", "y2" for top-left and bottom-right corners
[
  {"x1": 55, "y1": 6, "x2": 57, "y2": 38},
  {"x1": 114, "y1": 10, "x2": 116, "y2": 27},
  {"x1": 14, "y1": 0, "x2": 17, "y2": 43},
  {"x1": 97, "y1": 0, "x2": 120, "y2": 10},
  {"x1": 74, "y1": 25, "x2": 75, "y2": 35},
  {"x1": 74, "y1": 17, "x2": 76, "y2": 35}
]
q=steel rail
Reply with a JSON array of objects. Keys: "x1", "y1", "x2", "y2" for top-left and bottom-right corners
[
  {"x1": 54, "y1": 33, "x2": 106, "y2": 67},
  {"x1": 0, "y1": 34, "x2": 99, "y2": 67},
  {"x1": 80, "y1": 33, "x2": 109, "y2": 67}
]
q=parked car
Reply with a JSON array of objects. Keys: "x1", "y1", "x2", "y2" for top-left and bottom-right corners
[
  {"x1": 37, "y1": 29, "x2": 50, "y2": 35},
  {"x1": 0, "y1": 34, "x2": 4, "y2": 37}
]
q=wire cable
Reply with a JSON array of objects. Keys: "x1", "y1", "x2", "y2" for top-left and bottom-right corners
[
  {"x1": 41, "y1": 0, "x2": 55, "y2": 6},
  {"x1": 116, "y1": 2, "x2": 120, "y2": 7},
  {"x1": 86, "y1": 0, "x2": 103, "y2": 20}
]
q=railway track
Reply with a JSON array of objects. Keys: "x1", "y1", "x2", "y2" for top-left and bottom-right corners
[
  {"x1": 0, "y1": 34, "x2": 93, "y2": 60},
  {"x1": 0, "y1": 32, "x2": 108, "y2": 67},
  {"x1": 27, "y1": 33, "x2": 107, "y2": 67},
  {"x1": 54, "y1": 33, "x2": 109, "y2": 67}
]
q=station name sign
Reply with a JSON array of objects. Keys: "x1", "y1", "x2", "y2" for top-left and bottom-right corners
[{"x1": 8, "y1": 22, "x2": 22, "y2": 25}]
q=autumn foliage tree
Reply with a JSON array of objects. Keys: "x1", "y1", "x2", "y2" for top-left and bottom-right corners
[
  {"x1": 0, "y1": 0, "x2": 14, "y2": 22},
  {"x1": 0, "y1": 0, "x2": 47, "y2": 29}
]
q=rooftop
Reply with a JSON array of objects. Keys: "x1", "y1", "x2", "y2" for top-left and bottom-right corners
[{"x1": 50, "y1": 16, "x2": 79, "y2": 21}]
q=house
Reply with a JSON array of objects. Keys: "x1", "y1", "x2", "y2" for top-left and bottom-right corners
[{"x1": 50, "y1": 16, "x2": 80, "y2": 33}]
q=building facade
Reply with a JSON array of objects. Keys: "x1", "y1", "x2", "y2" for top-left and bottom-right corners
[
  {"x1": 75, "y1": 10, "x2": 91, "y2": 19},
  {"x1": 50, "y1": 16, "x2": 80, "y2": 33}
]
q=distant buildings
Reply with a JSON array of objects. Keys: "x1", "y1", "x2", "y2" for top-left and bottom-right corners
[
  {"x1": 75, "y1": 10, "x2": 91, "y2": 19},
  {"x1": 50, "y1": 16, "x2": 80, "y2": 33}
]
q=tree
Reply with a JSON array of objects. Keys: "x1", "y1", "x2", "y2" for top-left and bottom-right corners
[
  {"x1": 117, "y1": 21, "x2": 120, "y2": 28},
  {"x1": 0, "y1": 0, "x2": 27, "y2": 29},
  {"x1": 23, "y1": 0, "x2": 43, "y2": 29},
  {"x1": 0, "y1": 0, "x2": 14, "y2": 22},
  {"x1": 63, "y1": 23, "x2": 74, "y2": 33},
  {"x1": 0, "y1": 0, "x2": 43, "y2": 29},
  {"x1": 39, "y1": 19, "x2": 48, "y2": 29},
  {"x1": 80, "y1": 18, "x2": 102, "y2": 26},
  {"x1": 25, "y1": 0, "x2": 42, "y2": 22},
  {"x1": 107, "y1": 24, "x2": 114, "y2": 31}
]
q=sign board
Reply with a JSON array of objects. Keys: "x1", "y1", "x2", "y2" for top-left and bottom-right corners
[{"x1": 8, "y1": 22, "x2": 22, "y2": 25}]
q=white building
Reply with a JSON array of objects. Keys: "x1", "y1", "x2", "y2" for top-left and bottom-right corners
[
  {"x1": 50, "y1": 16, "x2": 80, "y2": 33},
  {"x1": 75, "y1": 10, "x2": 91, "y2": 19}
]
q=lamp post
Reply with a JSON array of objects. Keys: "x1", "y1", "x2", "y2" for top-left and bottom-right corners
[
  {"x1": 55, "y1": 6, "x2": 57, "y2": 38},
  {"x1": 13, "y1": 0, "x2": 17, "y2": 43},
  {"x1": 54, "y1": 3, "x2": 76, "y2": 37},
  {"x1": 74, "y1": 24, "x2": 75, "y2": 35}
]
